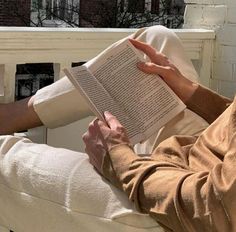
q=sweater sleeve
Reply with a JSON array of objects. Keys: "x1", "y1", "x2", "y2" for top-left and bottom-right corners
[
  {"x1": 102, "y1": 85, "x2": 235, "y2": 231},
  {"x1": 185, "y1": 84, "x2": 232, "y2": 124},
  {"x1": 102, "y1": 135, "x2": 236, "y2": 231}
]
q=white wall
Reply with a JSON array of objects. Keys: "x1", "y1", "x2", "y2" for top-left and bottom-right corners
[{"x1": 184, "y1": 0, "x2": 236, "y2": 98}]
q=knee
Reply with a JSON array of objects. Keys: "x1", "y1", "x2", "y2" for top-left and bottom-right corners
[
  {"x1": 135, "y1": 25, "x2": 181, "y2": 49},
  {"x1": 145, "y1": 25, "x2": 172, "y2": 36},
  {"x1": 147, "y1": 25, "x2": 180, "y2": 43}
]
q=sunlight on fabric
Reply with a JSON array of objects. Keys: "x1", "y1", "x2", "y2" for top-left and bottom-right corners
[{"x1": 0, "y1": 224, "x2": 9, "y2": 232}]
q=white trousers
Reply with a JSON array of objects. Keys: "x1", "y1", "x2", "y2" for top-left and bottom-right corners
[
  {"x1": 0, "y1": 26, "x2": 208, "y2": 232},
  {"x1": 33, "y1": 26, "x2": 199, "y2": 129}
]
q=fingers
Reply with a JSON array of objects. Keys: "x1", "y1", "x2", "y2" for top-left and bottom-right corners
[
  {"x1": 83, "y1": 118, "x2": 100, "y2": 141},
  {"x1": 87, "y1": 118, "x2": 99, "y2": 136},
  {"x1": 129, "y1": 39, "x2": 169, "y2": 66},
  {"x1": 83, "y1": 118, "x2": 108, "y2": 141},
  {"x1": 137, "y1": 62, "x2": 173, "y2": 79},
  {"x1": 129, "y1": 38, "x2": 156, "y2": 60},
  {"x1": 104, "y1": 111, "x2": 124, "y2": 132},
  {"x1": 84, "y1": 118, "x2": 100, "y2": 139},
  {"x1": 85, "y1": 112, "x2": 125, "y2": 136},
  {"x1": 89, "y1": 118, "x2": 108, "y2": 131},
  {"x1": 129, "y1": 39, "x2": 155, "y2": 56}
]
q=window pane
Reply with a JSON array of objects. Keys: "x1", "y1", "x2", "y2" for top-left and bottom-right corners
[{"x1": 15, "y1": 63, "x2": 54, "y2": 101}]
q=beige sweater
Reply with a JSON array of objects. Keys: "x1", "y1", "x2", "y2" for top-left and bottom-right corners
[{"x1": 102, "y1": 85, "x2": 234, "y2": 232}]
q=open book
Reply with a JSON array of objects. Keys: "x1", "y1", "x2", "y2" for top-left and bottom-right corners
[{"x1": 64, "y1": 39, "x2": 186, "y2": 145}]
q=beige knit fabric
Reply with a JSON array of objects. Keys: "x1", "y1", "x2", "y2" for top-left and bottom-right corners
[{"x1": 103, "y1": 85, "x2": 234, "y2": 232}]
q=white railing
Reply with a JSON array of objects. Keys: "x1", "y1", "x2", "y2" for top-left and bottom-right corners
[
  {"x1": 0, "y1": 27, "x2": 215, "y2": 148},
  {"x1": 0, "y1": 27, "x2": 215, "y2": 102}
]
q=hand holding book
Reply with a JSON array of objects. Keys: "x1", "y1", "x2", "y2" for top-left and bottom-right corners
[
  {"x1": 129, "y1": 39, "x2": 199, "y2": 103},
  {"x1": 83, "y1": 111, "x2": 131, "y2": 174},
  {"x1": 64, "y1": 38, "x2": 186, "y2": 145}
]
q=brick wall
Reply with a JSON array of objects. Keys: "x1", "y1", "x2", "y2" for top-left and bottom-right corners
[
  {"x1": 0, "y1": 0, "x2": 31, "y2": 26},
  {"x1": 184, "y1": 0, "x2": 236, "y2": 98},
  {"x1": 79, "y1": 0, "x2": 117, "y2": 27}
]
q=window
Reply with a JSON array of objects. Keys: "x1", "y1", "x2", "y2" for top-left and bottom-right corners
[
  {"x1": 128, "y1": 0, "x2": 145, "y2": 13},
  {"x1": 15, "y1": 63, "x2": 54, "y2": 100},
  {"x1": 151, "y1": 0, "x2": 159, "y2": 14}
]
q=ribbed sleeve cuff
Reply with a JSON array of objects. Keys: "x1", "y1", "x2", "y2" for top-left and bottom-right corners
[{"x1": 102, "y1": 145, "x2": 137, "y2": 189}]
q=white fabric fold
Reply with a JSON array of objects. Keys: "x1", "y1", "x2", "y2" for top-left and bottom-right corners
[{"x1": 0, "y1": 135, "x2": 161, "y2": 232}]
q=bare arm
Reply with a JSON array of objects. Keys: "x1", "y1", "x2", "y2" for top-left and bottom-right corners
[
  {"x1": 129, "y1": 39, "x2": 232, "y2": 123},
  {"x1": 0, "y1": 96, "x2": 43, "y2": 135}
]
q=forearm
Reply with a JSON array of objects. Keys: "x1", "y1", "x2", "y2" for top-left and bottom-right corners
[
  {"x1": 0, "y1": 96, "x2": 42, "y2": 135},
  {"x1": 102, "y1": 143, "x2": 235, "y2": 232},
  {"x1": 186, "y1": 84, "x2": 232, "y2": 124},
  {"x1": 164, "y1": 74, "x2": 232, "y2": 124}
]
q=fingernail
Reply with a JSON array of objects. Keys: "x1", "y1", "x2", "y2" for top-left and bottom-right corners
[
  {"x1": 137, "y1": 62, "x2": 145, "y2": 67},
  {"x1": 104, "y1": 111, "x2": 110, "y2": 117}
]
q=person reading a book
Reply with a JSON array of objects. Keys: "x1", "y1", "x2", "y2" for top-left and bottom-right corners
[
  {"x1": 82, "y1": 39, "x2": 233, "y2": 232},
  {"x1": 0, "y1": 26, "x2": 233, "y2": 232}
]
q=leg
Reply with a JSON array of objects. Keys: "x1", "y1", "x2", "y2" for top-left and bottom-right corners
[
  {"x1": 0, "y1": 77, "x2": 92, "y2": 135},
  {"x1": 0, "y1": 135, "x2": 161, "y2": 232},
  {"x1": 0, "y1": 96, "x2": 42, "y2": 135},
  {"x1": 32, "y1": 76, "x2": 92, "y2": 128},
  {"x1": 32, "y1": 26, "x2": 201, "y2": 131},
  {"x1": 1, "y1": 26, "x2": 206, "y2": 138}
]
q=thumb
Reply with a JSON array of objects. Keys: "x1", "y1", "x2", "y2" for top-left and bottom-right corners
[{"x1": 104, "y1": 111, "x2": 122, "y2": 130}]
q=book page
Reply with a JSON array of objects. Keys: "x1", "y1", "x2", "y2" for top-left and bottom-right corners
[
  {"x1": 64, "y1": 66, "x2": 143, "y2": 144},
  {"x1": 86, "y1": 39, "x2": 185, "y2": 140}
]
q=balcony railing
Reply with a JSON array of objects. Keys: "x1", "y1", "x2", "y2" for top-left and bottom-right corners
[{"x1": 0, "y1": 27, "x2": 215, "y2": 149}]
